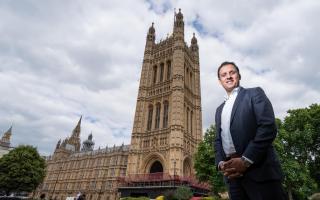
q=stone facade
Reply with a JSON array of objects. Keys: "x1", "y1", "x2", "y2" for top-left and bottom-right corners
[
  {"x1": 35, "y1": 118, "x2": 129, "y2": 200},
  {"x1": 126, "y1": 9, "x2": 202, "y2": 178},
  {"x1": 36, "y1": 9, "x2": 202, "y2": 200}
]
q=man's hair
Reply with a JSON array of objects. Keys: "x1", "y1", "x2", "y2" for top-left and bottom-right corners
[{"x1": 217, "y1": 61, "x2": 241, "y2": 79}]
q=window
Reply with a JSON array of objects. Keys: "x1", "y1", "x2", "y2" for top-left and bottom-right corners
[
  {"x1": 167, "y1": 61, "x2": 171, "y2": 80},
  {"x1": 190, "y1": 72, "x2": 192, "y2": 90},
  {"x1": 186, "y1": 68, "x2": 189, "y2": 86},
  {"x1": 190, "y1": 111, "x2": 193, "y2": 135},
  {"x1": 163, "y1": 101, "x2": 169, "y2": 128},
  {"x1": 186, "y1": 107, "x2": 189, "y2": 133},
  {"x1": 153, "y1": 65, "x2": 157, "y2": 84},
  {"x1": 147, "y1": 105, "x2": 153, "y2": 130},
  {"x1": 155, "y1": 103, "x2": 161, "y2": 129},
  {"x1": 160, "y1": 63, "x2": 164, "y2": 82}
]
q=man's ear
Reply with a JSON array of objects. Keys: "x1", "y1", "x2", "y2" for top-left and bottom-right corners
[{"x1": 239, "y1": 74, "x2": 241, "y2": 80}]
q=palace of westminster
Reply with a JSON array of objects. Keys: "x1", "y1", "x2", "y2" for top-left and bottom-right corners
[{"x1": 1, "y1": 10, "x2": 207, "y2": 199}]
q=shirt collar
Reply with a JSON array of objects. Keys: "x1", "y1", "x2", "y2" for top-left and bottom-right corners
[{"x1": 224, "y1": 87, "x2": 240, "y2": 101}]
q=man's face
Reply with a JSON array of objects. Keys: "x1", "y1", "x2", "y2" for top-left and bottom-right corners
[{"x1": 218, "y1": 64, "x2": 240, "y2": 94}]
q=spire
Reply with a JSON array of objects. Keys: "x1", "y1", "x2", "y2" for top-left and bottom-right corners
[
  {"x1": 71, "y1": 116, "x2": 82, "y2": 138},
  {"x1": 191, "y1": 32, "x2": 199, "y2": 52},
  {"x1": 1, "y1": 126, "x2": 12, "y2": 145},
  {"x1": 174, "y1": 8, "x2": 184, "y2": 29},
  {"x1": 147, "y1": 22, "x2": 156, "y2": 43},
  {"x1": 55, "y1": 139, "x2": 61, "y2": 150},
  {"x1": 5, "y1": 126, "x2": 12, "y2": 135}
]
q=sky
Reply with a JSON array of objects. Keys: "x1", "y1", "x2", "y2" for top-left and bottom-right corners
[{"x1": 0, "y1": 0, "x2": 319, "y2": 156}]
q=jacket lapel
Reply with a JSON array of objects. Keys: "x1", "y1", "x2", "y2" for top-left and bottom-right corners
[
  {"x1": 216, "y1": 103, "x2": 224, "y2": 131},
  {"x1": 230, "y1": 87, "x2": 245, "y2": 125}
]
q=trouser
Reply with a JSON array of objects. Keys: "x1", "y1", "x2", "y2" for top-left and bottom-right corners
[{"x1": 225, "y1": 177, "x2": 287, "y2": 200}]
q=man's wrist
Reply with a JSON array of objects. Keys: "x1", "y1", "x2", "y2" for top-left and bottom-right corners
[
  {"x1": 241, "y1": 156, "x2": 252, "y2": 168},
  {"x1": 218, "y1": 161, "x2": 224, "y2": 171}
]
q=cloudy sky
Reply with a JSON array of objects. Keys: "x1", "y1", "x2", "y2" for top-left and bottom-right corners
[{"x1": 0, "y1": 0, "x2": 319, "y2": 155}]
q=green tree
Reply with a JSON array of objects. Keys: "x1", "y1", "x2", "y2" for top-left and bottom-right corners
[
  {"x1": 282, "y1": 104, "x2": 320, "y2": 185},
  {"x1": 194, "y1": 125, "x2": 226, "y2": 197},
  {"x1": 274, "y1": 104, "x2": 320, "y2": 199},
  {"x1": 0, "y1": 145, "x2": 46, "y2": 195},
  {"x1": 174, "y1": 186, "x2": 193, "y2": 200}
]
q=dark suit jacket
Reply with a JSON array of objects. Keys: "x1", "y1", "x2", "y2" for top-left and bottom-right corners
[{"x1": 214, "y1": 87, "x2": 283, "y2": 182}]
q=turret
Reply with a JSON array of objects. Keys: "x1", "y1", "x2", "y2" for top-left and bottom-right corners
[
  {"x1": 173, "y1": 8, "x2": 184, "y2": 38},
  {"x1": 146, "y1": 22, "x2": 155, "y2": 43},
  {"x1": 191, "y1": 33, "x2": 199, "y2": 52},
  {"x1": 55, "y1": 139, "x2": 61, "y2": 150},
  {"x1": 81, "y1": 133, "x2": 95, "y2": 152}
]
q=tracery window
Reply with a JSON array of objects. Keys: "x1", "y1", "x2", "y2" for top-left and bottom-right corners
[
  {"x1": 147, "y1": 104, "x2": 153, "y2": 131},
  {"x1": 167, "y1": 61, "x2": 171, "y2": 80},
  {"x1": 155, "y1": 103, "x2": 161, "y2": 129},
  {"x1": 163, "y1": 101, "x2": 169, "y2": 128},
  {"x1": 160, "y1": 63, "x2": 164, "y2": 82},
  {"x1": 153, "y1": 65, "x2": 157, "y2": 84},
  {"x1": 186, "y1": 107, "x2": 190, "y2": 133}
]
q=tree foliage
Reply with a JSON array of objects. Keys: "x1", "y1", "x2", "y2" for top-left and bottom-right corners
[
  {"x1": 173, "y1": 186, "x2": 193, "y2": 200},
  {"x1": 274, "y1": 104, "x2": 320, "y2": 199},
  {"x1": 0, "y1": 145, "x2": 46, "y2": 195},
  {"x1": 194, "y1": 125, "x2": 226, "y2": 196}
]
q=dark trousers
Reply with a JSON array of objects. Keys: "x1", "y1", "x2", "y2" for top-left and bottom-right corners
[{"x1": 225, "y1": 177, "x2": 287, "y2": 200}]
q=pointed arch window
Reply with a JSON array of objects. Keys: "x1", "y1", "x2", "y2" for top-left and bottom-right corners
[
  {"x1": 186, "y1": 67, "x2": 189, "y2": 86},
  {"x1": 155, "y1": 103, "x2": 161, "y2": 129},
  {"x1": 190, "y1": 72, "x2": 193, "y2": 90},
  {"x1": 153, "y1": 65, "x2": 157, "y2": 84},
  {"x1": 163, "y1": 101, "x2": 169, "y2": 128},
  {"x1": 160, "y1": 63, "x2": 164, "y2": 82},
  {"x1": 147, "y1": 105, "x2": 153, "y2": 131},
  {"x1": 186, "y1": 107, "x2": 190, "y2": 133},
  {"x1": 167, "y1": 61, "x2": 171, "y2": 80},
  {"x1": 190, "y1": 111, "x2": 193, "y2": 135}
]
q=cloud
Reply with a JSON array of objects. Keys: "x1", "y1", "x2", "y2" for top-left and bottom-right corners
[{"x1": 0, "y1": 0, "x2": 319, "y2": 155}]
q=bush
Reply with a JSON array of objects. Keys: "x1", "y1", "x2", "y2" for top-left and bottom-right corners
[
  {"x1": 174, "y1": 187, "x2": 193, "y2": 200},
  {"x1": 164, "y1": 190, "x2": 177, "y2": 200},
  {"x1": 201, "y1": 196, "x2": 224, "y2": 200},
  {"x1": 120, "y1": 197, "x2": 149, "y2": 200}
]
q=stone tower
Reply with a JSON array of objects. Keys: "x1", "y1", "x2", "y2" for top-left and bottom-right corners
[{"x1": 127, "y1": 9, "x2": 202, "y2": 177}]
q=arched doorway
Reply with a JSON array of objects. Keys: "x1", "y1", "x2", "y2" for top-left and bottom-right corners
[{"x1": 149, "y1": 161, "x2": 163, "y2": 173}]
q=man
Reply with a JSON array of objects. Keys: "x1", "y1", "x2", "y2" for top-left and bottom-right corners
[{"x1": 214, "y1": 61, "x2": 286, "y2": 200}]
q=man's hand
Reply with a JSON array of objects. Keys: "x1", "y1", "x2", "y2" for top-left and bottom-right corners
[
  {"x1": 222, "y1": 158, "x2": 248, "y2": 179},
  {"x1": 223, "y1": 167, "x2": 243, "y2": 179}
]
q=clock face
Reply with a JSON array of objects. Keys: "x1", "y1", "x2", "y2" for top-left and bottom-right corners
[{"x1": 66, "y1": 144, "x2": 75, "y2": 151}]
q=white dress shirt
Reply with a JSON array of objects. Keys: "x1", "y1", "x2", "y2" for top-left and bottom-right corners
[{"x1": 220, "y1": 87, "x2": 240, "y2": 157}]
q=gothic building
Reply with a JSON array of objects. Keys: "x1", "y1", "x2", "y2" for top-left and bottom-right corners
[
  {"x1": 35, "y1": 118, "x2": 129, "y2": 200},
  {"x1": 36, "y1": 9, "x2": 205, "y2": 200}
]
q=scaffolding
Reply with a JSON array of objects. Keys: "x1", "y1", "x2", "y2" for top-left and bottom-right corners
[{"x1": 117, "y1": 172, "x2": 210, "y2": 198}]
